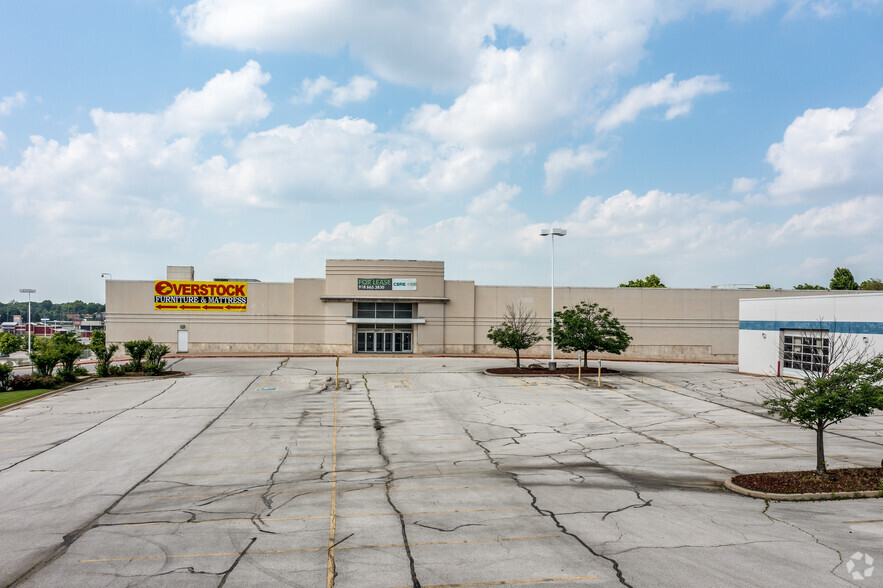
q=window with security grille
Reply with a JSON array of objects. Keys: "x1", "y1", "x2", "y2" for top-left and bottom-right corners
[
  {"x1": 782, "y1": 332, "x2": 829, "y2": 373},
  {"x1": 355, "y1": 302, "x2": 413, "y2": 319}
]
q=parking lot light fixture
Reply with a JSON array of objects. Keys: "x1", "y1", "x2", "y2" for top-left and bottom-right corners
[
  {"x1": 540, "y1": 228, "x2": 566, "y2": 370},
  {"x1": 19, "y1": 288, "x2": 36, "y2": 373}
]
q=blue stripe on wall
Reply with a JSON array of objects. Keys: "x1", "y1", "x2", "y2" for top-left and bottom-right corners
[{"x1": 739, "y1": 320, "x2": 883, "y2": 334}]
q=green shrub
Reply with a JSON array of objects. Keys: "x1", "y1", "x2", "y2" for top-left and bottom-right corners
[
  {"x1": 0, "y1": 363, "x2": 12, "y2": 391},
  {"x1": 144, "y1": 343, "x2": 170, "y2": 375},
  {"x1": 11, "y1": 374, "x2": 57, "y2": 390},
  {"x1": 52, "y1": 332, "x2": 85, "y2": 374},
  {"x1": 124, "y1": 339, "x2": 153, "y2": 372},
  {"x1": 108, "y1": 365, "x2": 127, "y2": 377},
  {"x1": 94, "y1": 342, "x2": 119, "y2": 378},
  {"x1": 30, "y1": 338, "x2": 60, "y2": 377},
  {"x1": 72, "y1": 366, "x2": 89, "y2": 377},
  {"x1": 89, "y1": 330, "x2": 106, "y2": 353}
]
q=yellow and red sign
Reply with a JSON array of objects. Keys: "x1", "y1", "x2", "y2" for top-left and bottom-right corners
[{"x1": 154, "y1": 281, "x2": 248, "y2": 312}]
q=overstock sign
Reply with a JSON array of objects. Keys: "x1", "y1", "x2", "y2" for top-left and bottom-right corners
[{"x1": 154, "y1": 281, "x2": 248, "y2": 312}]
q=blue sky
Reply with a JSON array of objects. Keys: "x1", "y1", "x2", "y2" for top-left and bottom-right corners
[{"x1": 2, "y1": 0, "x2": 883, "y2": 303}]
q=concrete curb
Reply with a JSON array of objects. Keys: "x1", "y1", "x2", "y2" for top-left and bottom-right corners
[
  {"x1": 724, "y1": 477, "x2": 883, "y2": 501},
  {"x1": 0, "y1": 372, "x2": 187, "y2": 414},
  {"x1": 0, "y1": 378, "x2": 95, "y2": 414}
]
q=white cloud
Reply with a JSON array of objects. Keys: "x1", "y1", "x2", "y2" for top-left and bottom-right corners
[
  {"x1": 766, "y1": 87, "x2": 883, "y2": 198},
  {"x1": 544, "y1": 146, "x2": 607, "y2": 193},
  {"x1": 596, "y1": 74, "x2": 729, "y2": 132},
  {"x1": 774, "y1": 196, "x2": 883, "y2": 239},
  {"x1": 296, "y1": 75, "x2": 378, "y2": 106},
  {"x1": 731, "y1": 177, "x2": 758, "y2": 193},
  {"x1": 329, "y1": 76, "x2": 378, "y2": 106},
  {"x1": 294, "y1": 76, "x2": 336, "y2": 104},
  {"x1": 0, "y1": 130, "x2": 6, "y2": 149},
  {"x1": 0, "y1": 92, "x2": 26, "y2": 116},
  {"x1": 164, "y1": 60, "x2": 271, "y2": 135}
]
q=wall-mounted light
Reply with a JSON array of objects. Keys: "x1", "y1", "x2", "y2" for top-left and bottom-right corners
[
  {"x1": 863, "y1": 336, "x2": 869, "y2": 344},
  {"x1": 180, "y1": 324, "x2": 187, "y2": 330},
  {"x1": 761, "y1": 333, "x2": 767, "y2": 339}
]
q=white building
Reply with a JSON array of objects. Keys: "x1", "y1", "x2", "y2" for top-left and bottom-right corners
[{"x1": 738, "y1": 293, "x2": 883, "y2": 376}]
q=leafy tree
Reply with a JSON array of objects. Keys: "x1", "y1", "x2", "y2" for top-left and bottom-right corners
[
  {"x1": 551, "y1": 301, "x2": 632, "y2": 368},
  {"x1": 794, "y1": 283, "x2": 826, "y2": 290},
  {"x1": 30, "y1": 337, "x2": 61, "y2": 377},
  {"x1": 859, "y1": 278, "x2": 883, "y2": 291},
  {"x1": 0, "y1": 333, "x2": 24, "y2": 356},
  {"x1": 755, "y1": 284, "x2": 771, "y2": 289},
  {"x1": 0, "y1": 363, "x2": 12, "y2": 391},
  {"x1": 89, "y1": 330, "x2": 106, "y2": 352},
  {"x1": 619, "y1": 274, "x2": 666, "y2": 288},
  {"x1": 124, "y1": 339, "x2": 153, "y2": 372},
  {"x1": 487, "y1": 302, "x2": 543, "y2": 368},
  {"x1": 51, "y1": 331, "x2": 85, "y2": 378},
  {"x1": 829, "y1": 267, "x2": 858, "y2": 290},
  {"x1": 763, "y1": 356, "x2": 883, "y2": 475}
]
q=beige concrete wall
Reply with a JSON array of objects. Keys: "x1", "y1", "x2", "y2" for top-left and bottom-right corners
[
  {"x1": 473, "y1": 286, "x2": 832, "y2": 362},
  {"x1": 106, "y1": 260, "x2": 835, "y2": 361},
  {"x1": 325, "y1": 259, "x2": 445, "y2": 299}
]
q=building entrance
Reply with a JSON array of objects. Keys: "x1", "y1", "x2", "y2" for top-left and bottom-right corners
[{"x1": 356, "y1": 327, "x2": 412, "y2": 353}]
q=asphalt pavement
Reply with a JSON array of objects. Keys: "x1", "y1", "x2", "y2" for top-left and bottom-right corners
[{"x1": 0, "y1": 357, "x2": 880, "y2": 587}]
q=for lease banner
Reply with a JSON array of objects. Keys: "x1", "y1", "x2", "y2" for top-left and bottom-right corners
[
  {"x1": 154, "y1": 281, "x2": 248, "y2": 312},
  {"x1": 357, "y1": 278, "x2": 417, "y2": 291}
]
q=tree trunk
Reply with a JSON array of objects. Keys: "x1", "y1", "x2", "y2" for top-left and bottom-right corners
[
  {"x1": 816, "y1": 422, "x2": 826, "y2": 475},
  {"x1": 582, "y1": 353, "x2": 588, "y2": 369},
  {"x1": 515, "y1": 349, "x2": 521, "y2": 368}
]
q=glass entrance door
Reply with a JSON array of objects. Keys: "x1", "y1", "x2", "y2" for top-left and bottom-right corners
[{"x1": 357, "y1": 327, "x2": 412, "y2": 353}]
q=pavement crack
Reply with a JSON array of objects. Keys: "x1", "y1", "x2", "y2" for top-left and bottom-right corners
[
  {"x1": 412, "y1": 521, "x2": 483, "y2": 533},
  {"x1": 463, "y1": 427, "x2": 634, "y2": 588},
  {"x1": 218, "y1": 536, "x2": 257, "y2": 587},
  {"x1": 8, "y1": 375, "x2": 261, "y2": 587},
  {"x1": 365, "y1": 375, "x2": 422, "y2": 588}
]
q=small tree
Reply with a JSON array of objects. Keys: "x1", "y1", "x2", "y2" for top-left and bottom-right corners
[
  {"x1": 763, "y1": 356, "x2": 883, "y2": 475},
  {"x1": 0, "y1": 333, "x2": 24, "y2": 356},
  {"x1": 487, "y1": 302, "x2": 543, "y2": 368},
  {"x1": 619, "y1": 274, "x2": 665, "y2": 288},
  {"x1": 144, "y1": 343, "x2": 170, "y2": 376},
  {"x1": 52, "y1": 331, "x2": 85, "y2": 380},
  {"x1": 124, "y1": 339, "x2": 153, "y2": 372},
  {"x1": 552, "y1": 300, "x2": 632, "y2": 368},
  {"x1": 755, "y1": 284, "x2": 771, "y2": 289},
  {"x1": 762, "y1": 321, "x2": 883, "y2": 474},
  {"x1": 91, "y1": 330, "x2": 118, "y2": 377},
  {"x1": 30, "y1": 337, "x2": 61, "y2": 377},
  {"x1": 829, "y1": 267, "x2": 858, "y2": 290},
  {"x1": 0, "y1": 363, "x2": 12, "y2": 391},
  {"x1": 859, "y1": 278, "x2": 883, "y2": 291},
  {"x1": 794, "y1": 283, "x2": 826, "y2": 290}
]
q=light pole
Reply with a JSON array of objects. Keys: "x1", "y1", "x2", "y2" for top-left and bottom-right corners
[
  {"x1": 540, "y1": 228, "x2": 566, "y2": 370},
  {"x1": 19, "y1": 288, "x2": 36, "y2": 373}
]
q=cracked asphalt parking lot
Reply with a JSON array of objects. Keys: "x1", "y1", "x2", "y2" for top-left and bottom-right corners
[{"x1": 1, "y1": 357, "x2": 881, "y2": 587}]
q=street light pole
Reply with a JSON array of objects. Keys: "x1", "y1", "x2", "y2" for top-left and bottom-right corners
[
  {"x1": 539, "y1": 228, "x2": 566, "y2": 370},
  {"x1": 19, "y1": 288, "x2": 36, "y2": 373}
]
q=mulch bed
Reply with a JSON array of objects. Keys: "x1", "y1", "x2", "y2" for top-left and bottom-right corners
[
  {"x1": 487, "y1": 365, "x2": 620, "y2": 376},
  {"x1": 732, "y1": 467, "x2": 883, "y2": 494}
]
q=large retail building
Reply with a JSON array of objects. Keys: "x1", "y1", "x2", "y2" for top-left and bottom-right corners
[{"x1": 106, "y1": 259, "x2": 831, "y2": 363}]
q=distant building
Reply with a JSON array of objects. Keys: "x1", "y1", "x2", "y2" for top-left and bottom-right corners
[{"x1": 738, "y1": 293, "x2": 883, "y2": 376}]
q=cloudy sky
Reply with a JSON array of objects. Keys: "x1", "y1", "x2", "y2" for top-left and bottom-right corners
[{"x1": 2, "y1": 0, "x2": 883, "y2": 303}]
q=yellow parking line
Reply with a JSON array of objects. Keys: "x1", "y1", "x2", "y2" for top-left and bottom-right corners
[
  {"x1": 122, "y1": 507, "x2": 528, "y2": 528},
  {"x1": 149, "y1": 484, "x2": 512, "y2": 500},
  {"x1": 159, "y1": 465, "x2": 494, "y2": 478},
  {"x1": 404, "y1": 576, "x2": 600, "y2": 588},
  {"x1": 80, "y1": 535, "x2": 560, "y2": 563},
  {"x1": 327, "y1": 383, "x2": 339, "y2": 588}
]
